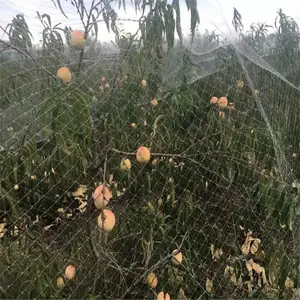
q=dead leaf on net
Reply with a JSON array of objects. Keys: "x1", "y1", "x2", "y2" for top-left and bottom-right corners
[
  {"x1": 241, "y1": 231, "x2": 261, "y2": 255},
  {"x1": 224, "y1": 265, "x2": 238, "y2": 285},
  {"x1": 206, "y1": 277, "x2": 213, "y2": 293},
  {"x1": 212, "y1": 248, "x2": 223, "y2": 262},
  {"x1": 77, "y1": 201, "x2": 87, "y2": 213},
  {"x1": 177, "y1": 288, "x2": 188, "y2": 300},
  {"x1": 285, "y1": 277, "x2": 294, "y2": 289},
  {"x1": 109, "y1": 174, "x2": 113, "y2": 185},
  {"x1": 0, "y1": 222, "x2": 7, "y2": 238},
  {"x1": 72, "y1": 185, "x2": 87, "y2": 198}
]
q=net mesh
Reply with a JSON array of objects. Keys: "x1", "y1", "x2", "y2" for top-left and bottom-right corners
[{"x1": 1, "y1": 0, "x2": 300, "y2": 299}]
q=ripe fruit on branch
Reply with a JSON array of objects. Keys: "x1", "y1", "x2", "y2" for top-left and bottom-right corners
[
  {"x1": 171, "y1": 249, "x2": 183, "y2": 265},
  {"x1": 136, "y1": 146, "x2": 151, "y2": 163},
  {"x1": 217, "y1": 97, "x2": 228, "y2": 109},
  {"x1": 141, "y1": 79, "x2": 147, "y2": 87},
  {"x1": 93, "y1": 184, "x2": 112, "y2": 209},
  {"x1": 65, "y1": 265, "x2": 76, "y2": 280},
  {"x1": 146, "y1": 272, "x2": 158, "y2": 288},
  {"x1": 97, "y1": 209, "x2": 116, "y2": 232},
  {"x1": 210, "y1": 96, "x2": 218, "y2": 104},
  {"x1": 71, "y1": 30, "x2": 86, "y2": 49},
  {"x1": 151, "y1": 99, "x2": 158, "y2": 106},
  {"x1": 120, "y1": 158, "x2": 131, "y2": 171},
  {"x1": 56, "y1": 276, "x2": 65, "y2": 289},
  {"x1": 157, "y1": 291, "x2": 170, "y2": 300},
  {"x1": 57, "y1": 67, "x2": 72, "y2": 83}
]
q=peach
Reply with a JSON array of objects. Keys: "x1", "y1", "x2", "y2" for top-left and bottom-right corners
[
  {"x1": 171, "y1": 249, "x2": 183, "y2": 265},
  {"x1": 64, "y1": 265, "x2": 75, "y2": 280},
  {"x1": 217, "y1": 97, "x2": 228, "y2": 109},
  {"x1": 71, "y1": 30, "x2": 86, "y2": 49},
  {"x1": 141, "y1": 79, "x2": 147, "y2": 87},
  {"x1": 93, "y1": 184, "x2": 112, "y2": 210},
  {"x1": 56, "y1": 276, "x2": 65, "y2": 289},
  {"x1": 210, "y1": 96, "x2": 218, "y2": 104},
  {"x1": 151, "y1": 99, "x2": 158, "y2": 106},
  {"x1": 136, "y1": 146, "x2": 151, "y2": 163},
  {"x1": 57, "y1": 67, "x2": 72, "y2": 83},
  {"x1": 120, "y1": 158, "x2": 131, "y2": 171},
  {"x1": 97, "y1": 209, "x2": 116, "y2": 232},
  {"x1": 146, "y1": 272, "x2": 158, "y2": 288},
  {"x1": 157, "y1": 291, "x2": 170, "y2": 300}
]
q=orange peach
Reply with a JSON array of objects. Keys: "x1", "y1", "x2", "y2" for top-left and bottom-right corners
[
  {"x1": 141, "y1": 79, "x2": 147, "y2": 87},
  {"x1": 120, "y1": 158, "x2": 131, "y2": 171},
  {"x1": 136, "y1": 146, "x2": 151, "y2": 163},
  {"x1": 146, "y1": 272, "x2": 158, "y2": 288},
  {"x1": 97, "y1": 209, "x2": 116, "y2": 232},
  {"x1": 210, "y1": 96, "x2": 218, "y2": 104},
  {"x1": 93, "y1": 184, "x2": 112, "y2": 209},
  {"x1": 171, "y1": 249, "x2": 183, "y2": 265},
  {"x1": 217, "y1": 97, "x2": 228, "y2": 109},
  {"x1": 64, "y1": 265, "x2": 76, "y2": 280},
  {"x1": 57, "y1": 67, "x2": 72, "y2": 83},
  {"x1": 71, "y1": 30, "x2": 85, "y2": 49},
  {"x1": 151, "y1": 99, "x2": 158, "y2": 106},
  {"x1": 157, "y1": 291, "x2": 170, "y2": 300}
]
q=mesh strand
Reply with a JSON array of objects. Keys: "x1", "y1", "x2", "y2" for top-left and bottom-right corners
[{"x1": 1, "y1": 1, "x2": 300, "y2": 299}]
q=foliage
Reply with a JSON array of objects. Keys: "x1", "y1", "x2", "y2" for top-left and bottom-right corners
[{"x1": 0, "y1": 2, "x2": 300, "y2": 300}]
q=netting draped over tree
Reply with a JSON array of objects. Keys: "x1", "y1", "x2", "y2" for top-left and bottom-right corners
[{"x1": 1, "y1": 0, "x2": 300, "y2": 299}]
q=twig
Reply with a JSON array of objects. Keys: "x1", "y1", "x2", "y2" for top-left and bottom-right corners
[
  {"x1": 121, "y1": 231, "x2": 188, "y2": 298},
  {"x1": 0, "y1": 39, "x2": 56, "y2": 79}
]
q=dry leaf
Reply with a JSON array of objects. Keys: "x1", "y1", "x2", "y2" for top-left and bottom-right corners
[
  {"x1": 241, "y1": 231, "x2": 261, "y2": 255},
  {"x1": 250, "y1": 238, "x2": 261, "y2": 254},
  {"x1": 177, "y1": 288, "x2": 188, "y2": 300},
  {"x1": 109, "y1": 174, "x2": 113, "y2": 185},
  {"x1": 0, "y1": 222, "x2": 7, "y2": 238},
  {"x1": 72, "y1": 185, "x2": 87, "y2": 198},
  {"x1": 57, "y1": 208, "x2": 65, "y2": 213},
  {"x1": 285, "y1": 277, "x2": 294, "y2": 289},
  {"x1": 206, "y1": 277, "x2": 213, "y2": 293},
  {"x1": 78, "y1": 201, "x2": 87, "y2": 213}
]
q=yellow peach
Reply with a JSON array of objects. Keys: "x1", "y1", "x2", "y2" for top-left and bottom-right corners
[
  {"x1": 64, "y1": 265, "x2": 76, "y2": 280},
  {"x1": 146, "y1": 272, "x2": 158, "y2": 288},
  {"x1": 141, "y1": 79, "x2": 147, "y2": 87},
  {"x1": 217, "y1": 97, "x2": 228, "y2": 109},
  {"x1": 120, "y1": 158, "x2": 131, "y2": 171},
  {"x1": 171, "y1": 249, "x2": 183, "y2": 265},
  {"x1": 56, "y1": 276, "x2": 65, "y2": 289},
  {"x1": 97, "y1": 209, "x2": 116, "y2": 232},
  {"x1": 71, "y1": 30, "x2": 86, "y2": 49},
  {"x1": 57, "y1": 67, "x2": 72, "y2": 83},
  {"x1": 136, "y1": 146, "x2": 151, "y2": 163},
  {"x1": 93, "y1": 184, "x2": 112, "y2": 209}
]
